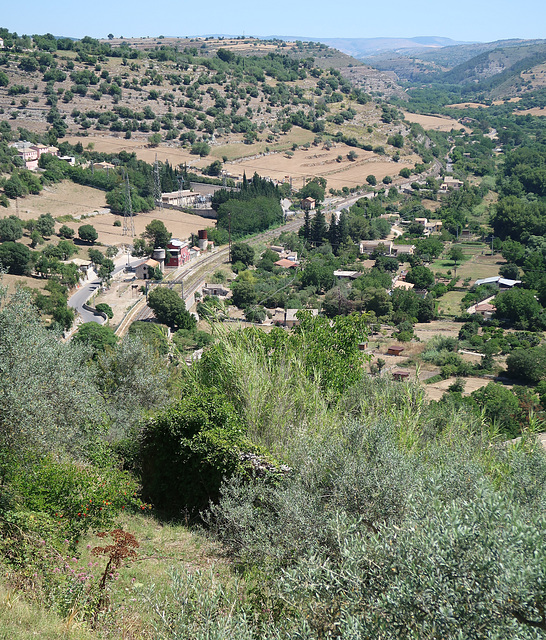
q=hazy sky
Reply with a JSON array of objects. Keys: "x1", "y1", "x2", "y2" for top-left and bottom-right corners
[{"x1": 2, "y1": 0, "x2": 545, "y2": 43}]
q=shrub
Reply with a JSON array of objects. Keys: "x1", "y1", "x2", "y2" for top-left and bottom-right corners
[
  {"x1": 95, "y1": 303, "x2": 113, "y2": 319},
  {"x1": 140, "y1": 385, "x2": 260, "y2": 516}
]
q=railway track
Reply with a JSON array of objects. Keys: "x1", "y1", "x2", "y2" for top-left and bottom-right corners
[{"x1": 115, "y1": 217, "x2": 305, "y2": 337}]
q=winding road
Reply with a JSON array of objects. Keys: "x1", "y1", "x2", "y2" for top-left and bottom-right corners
[{"x1": 68, "y1": 255, "x2": 144, "y2": 324}]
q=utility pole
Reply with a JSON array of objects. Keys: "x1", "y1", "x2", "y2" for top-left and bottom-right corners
[
  {"x1": 177, "y1": 173, "x2": 184, "y2": 207},
  {"x1": 153, "y1": 154, "x2": 163, "y2": 210},
  {"x1": 122, "y1": 171, "x2": 135, "y2": 237},
  {"x1": 228, "y1": 208, "x2": 232, "y2": 263}
]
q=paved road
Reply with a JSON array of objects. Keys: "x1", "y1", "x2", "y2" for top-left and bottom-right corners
[{"x1": 68, "y1": 255, "x2": 143, "y2": 324}]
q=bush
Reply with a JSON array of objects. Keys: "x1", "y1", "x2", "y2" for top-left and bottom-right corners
[
  {"x1": 10, "y1": 454, "x2": 144, "y2": 544},
  {"x1": 78, "y1": 224, "x2": 98, "y2": 244},
  {"x1": 58, "y1": 224, "x2": 74, "y2": 239},
  {"x1": 95, "y1": 303, "x2": 113, "y2": 319},
  {"x1": 140, "y1": 385, "x2": 259, "y2": 516}
]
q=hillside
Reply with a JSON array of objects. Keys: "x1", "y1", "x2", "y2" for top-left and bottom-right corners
[
  {"x1": 0, "y1": 32, "x2": 417, "y2": 193},
  {"x1": 367, "y1": 39, "x2": 546, "y2": 99}
]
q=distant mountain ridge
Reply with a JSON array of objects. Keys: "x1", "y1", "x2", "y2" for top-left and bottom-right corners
[{"x1": 262, "y1": 35, "x2": 473, "y2": 58}]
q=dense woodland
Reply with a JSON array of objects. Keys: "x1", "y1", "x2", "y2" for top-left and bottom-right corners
[{"x1": 1, "y1": 27, "x2": 546, "y2": 640}]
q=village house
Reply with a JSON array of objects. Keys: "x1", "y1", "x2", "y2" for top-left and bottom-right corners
[
  {"x1": 392, "y1": 280, "x2": 414, "y2": 291},
  {"x1": 92, "y1": 161, "x2": 115, "y2": 171},
  {"x1": 202, "y1": 283, "x2": 229, "y2": 297},
  {"x1": 474, "y1": 302, "x2": 496, "y2": 319},
  {"x1": 414, "y1": 217, "x2": 443, "y2": 235},
  {"x1": 274, "y1": 258, "x2": 298, "y2": 269},
  {"x1": 135, "y1": 258, "x2": 160, "y2": 280},
  {"x1": 359, "y1": 240, "x2": 414, "y2": 257},
  {"x1": 359, "y1": 240, "x2": 394, "y2": 255},
  {"x1": 440, "y1": 176, "x2": 464, "y2": 192},
  {"x1": 271, "y1": 308, "x2": 319, "y2": 328},
  {"x1": 301, "y1": 197, "x2": 316, "y2": 210},
  {"x1": 333, "y1": 270, "x2": 362, "y2": 281},
  {"x1": 9, "y1": 141, "x2": 58, "y2": 170}
]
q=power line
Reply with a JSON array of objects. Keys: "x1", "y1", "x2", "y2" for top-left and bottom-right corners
[
  {"x1": 153, "y1": 154, "x2": 163, "y2": 210},
  {"x1": 122, "y1": 171, "x2": 135, "y2": 237}
]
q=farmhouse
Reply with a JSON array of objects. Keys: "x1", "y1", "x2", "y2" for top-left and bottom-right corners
[
  {"x1": 360, "y1": 240, "x2": 394, "y2": 255},
  {"x1": 202, "y1": 283, "x2": 229, "y2": 297},
  {"x1": 474, "y1": 302, "x2": 496, "y2": 319},
  {"x1": 92, "y1": 161, "x2": 115, "y2": 171},
  {"x1": 271, "y1": 308, "x2": 319, "y2": 328},
  {"x1": 440, "y1": 176, "x2": 464, "y2": 192},
  {"x1": 9, "y1": 141, "x2": 58, "y2": 170},
  {"x1": 414, "y1": 217, "x2": 443, "y2": 235},
  {"x1": 334, "y1": 270, "x2": 361, "y2": 280},
  {"x1": 393, "y1": 280, "x2": 414, "y2": 290},
  {"x1": 275, "y1": 258, "x2": 298, "y2": 269},
  {"x1": 392, "y1": 244, "x2": 415, "y2": 257},
  {"x1": 301, "y1": 197, "x2": 316, "y2": 210}
]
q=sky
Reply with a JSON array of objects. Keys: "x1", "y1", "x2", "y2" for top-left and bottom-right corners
[{"x1": 2, "y1": 0, "x2": 546, "y2": 44}]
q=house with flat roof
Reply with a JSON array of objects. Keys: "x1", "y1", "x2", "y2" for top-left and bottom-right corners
[
  {"x1": 271, "y1": 308, "x2": 318, "y2": 328},
  {"x1": 161, "y1": 190, "x2": 199, "y2": 207},
  {"x1": 360, "y1": 240, "x2": 394, "y2": 255}
]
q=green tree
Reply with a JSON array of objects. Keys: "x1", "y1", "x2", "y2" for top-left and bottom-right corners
[
  {"x1": 310, "y1": 209, "x2": 328, "y2": 247},
  {"x1": 299, "y1": 178, "x2": 326, "y2": 203},
  {"x1": 230, "y1": 242, "x2": 255, "y2": 266},
  {"x1": 406, "y1": 265, "x2": 435, "y2": 290},
  {"x1": 88, "y1": 248, "x2": 104, "y2": 266},
  {"x1": 143, "y1": 219, "x2": 171, "y2": 249},
  {"x1": 0, "y1": 216, "x2": 23, "y2": 242},
  {"x1": 95, "y1": 303, "x2": 114, "y2": 319},
  {"x1": 147, "y1": 287, "x2": 196, "y2": 330},
  {"x1": 448, "y1": 246, "x2": 465, "y2": 266},
  {"x1": 98, "y1": 258, "x2": 115, "y2": 282},
  {"x1": 231, "y1": 280, "x2": 257, "y2": 309},
  {"x1": 0, "y1": 241, "x2": 31, "y2": 275},
  {"x1": 366, "y1": 175, "x2": 377, "y2": 186},
  {"x1": 506, "y1": 346, "x2": 546, "y2": 383},
  {"x1": 494, "y1": 288, "x2": 544, "y2": 329},
  {"x1": 58, "y1": 224, "x2": 75, "y2": 239},
  {"x1": 140, "y1": 385, "x2": 250, "y2": 516},
  {"x1": 35, "y1": 213, "x2": 55, "y2": 238},
  {"x1": 471, "y1": 382, "x2": 521, "y2": 437},
  {"x1": 73, "y1": 322, "x2": 117, "y2": 356},
  {"x1": 78, "y1": 224, "x2": 98, "y2": 244}
]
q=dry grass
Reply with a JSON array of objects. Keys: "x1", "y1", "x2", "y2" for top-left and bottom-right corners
[
  {"x1": 0, "y1": 582, "x2": 95, "y2": 640},
  {"x1": 4, "y1": 182, "x2": 107, "y2": 222},
  {"x1": 424, "y1": 376, "x2": 497, "y2": 401},
  {"x1": 446, "y1": 102, "x2": 491, "y2": 109},
  {"x1": 231, "y1": 143, "x2": 417, "y2": 190},
  {"x1": 515, "y1": 107, "x2": 546, "y2": 116},
  {"x1": 3, "y1": 180, "x2": 214, "y2": 250},
  {"x1": 402, "y1": 111, "x2": 471, "y2": 133}
]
